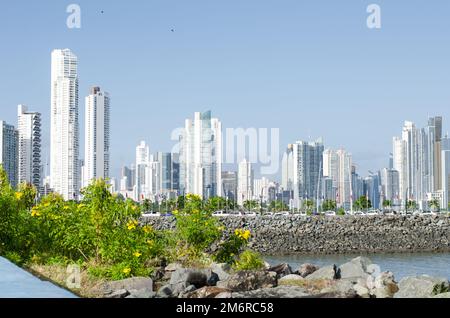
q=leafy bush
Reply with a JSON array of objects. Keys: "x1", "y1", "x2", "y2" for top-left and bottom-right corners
[
  {"x1": 174, "y1": 194, "x2": 222, "y2": 256},
  {"x1": 233, "y1": 250, "x2": 265, "y2": 271},
  {"x1": 214, "y1": 229, "x2": 251, "y2": 265}
]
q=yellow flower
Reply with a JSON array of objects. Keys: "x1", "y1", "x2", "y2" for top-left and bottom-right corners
[
  {"x1": 31, "y1": 208, "x2": 41, "y2": 217},
  {"x1": 15, "y1": 192, "x2": 23, "y2": 200},
  {"x1": 218, "y1": 226, "x2": 225, "y2": 231},
  {"x1": 147, "y1": 240, "x2": 154, "y2": 246},
  {"x1": 131, "y1": 205, "x2": 137, "y2": 211},
  {"x1": 63, "y1": 205, "x2": 70, "y2": 210},
  {"x1": 127, "y1": 220, "x2": 138, "y2": 230},
  {"x1": 123, "y1": 268, "x2": 131, "y2": 275},
  {"x1": 133, "y1": 251, "x2": 142, "y2": 258},
  {"x1": 235, "y1": 229, "x2": 251, "y2": 241},
  {"x1": 44, "y1": 202, "x2": 50, "y2": 207},
  {"x1": 143, "y1": 225, "x2": 153, "y2": 234}
]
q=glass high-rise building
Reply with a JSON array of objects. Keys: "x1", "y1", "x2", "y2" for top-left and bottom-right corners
[{"x1": 0, "y1": 120, "x2": 18, "y2": 188}]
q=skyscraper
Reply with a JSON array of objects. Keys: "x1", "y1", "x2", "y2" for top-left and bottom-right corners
[
  {"x1": 156, "y1": 152, "x2": 180, "y2": 197},
  {"x1": 290, "y1": 139, "x2": 324, "y2": 208},
  {"x1": 381, "y1": 168, "x2": 400, "y2": 204},
  {"x1": 135, "y1": 141, "x2": 150, "y2": 201},
  {"x1": 50, "y1": 49, "x2": 79, "y2": 200},
  {"x1": 84, "y1": 87, "x2": 110, "y2": 187},
  {"x1": 0, "y1": 121, "x2": 18, "y2": 188},
  {"x1": 17, "y1": 105, "x2": 41, "y2": 189},
  {"x1": 393, "y1": 136, "x2": 407, "y2": 201},
  {"x1": 281, "y1": 144, "x2": 294, "y2": 191},
  {"x1": 179, "y1": 111, "x2": 222, "y2": 198},
  {"x1": 222, "y1": 171, "x2": 238, "y2": 203},
  {"x1": 237, "y1": 158, "x2": 254, "y2": 206},
  {"x1": 323, "y1": 148, "x2": 352, "y2": 209}
]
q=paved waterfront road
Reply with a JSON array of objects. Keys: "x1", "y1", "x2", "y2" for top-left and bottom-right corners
[{"x1": 0, "y1": 257, "x2": 77, "y2": 298}]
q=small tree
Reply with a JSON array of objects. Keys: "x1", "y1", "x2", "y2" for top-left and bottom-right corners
[
  {"x1": 322, "y1": 200, "x2": 337, "y2": 211},
  {"x1": 383, "y1": 200, "x2": 392, "y2": 208},
  {"x1": 428, "y1": 199, "x2": 440, "y2": 212}
]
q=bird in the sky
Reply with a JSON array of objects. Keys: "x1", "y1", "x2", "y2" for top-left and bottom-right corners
[{"x1": 171, "y1": 29, "x2": 175, "y2": 32}]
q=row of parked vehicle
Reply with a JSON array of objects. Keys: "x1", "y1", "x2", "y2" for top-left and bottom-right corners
[{"x1": 142, "y1": 210, "x2": 443, "y2": 218}]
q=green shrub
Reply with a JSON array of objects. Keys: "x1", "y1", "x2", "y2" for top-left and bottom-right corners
[
  {"x1": 214, "y1": 229, "x2": 251, "y2": 265},
  {"x1": 233, "y1": 250, "x2": 265, "y2": 271},
  {"x1": 174, "y1": 194, "x2": 222, "y2": 255}
]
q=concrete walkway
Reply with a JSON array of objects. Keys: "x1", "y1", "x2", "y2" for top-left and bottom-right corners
[{"x1": 0, "y1": 257, "x2": 77, "y2": 298}]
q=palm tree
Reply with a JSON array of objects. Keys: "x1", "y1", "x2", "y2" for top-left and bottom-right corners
[{"x1": 428, "y1": 199, "x2": 440, "y2": 212}]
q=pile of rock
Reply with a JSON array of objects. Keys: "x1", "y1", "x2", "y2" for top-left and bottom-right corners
[{"x1": 98, "y1": 257, "x2": 450, "y2": 299}]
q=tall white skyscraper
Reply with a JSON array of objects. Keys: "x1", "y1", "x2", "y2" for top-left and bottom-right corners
[
  {"x1": 179, "y1": 111, "x2": 222, "y2": 199},
  {"x1": 17, "y1": 105, "x2": 42, "y2": 189},
  {"x1": 281, "y1": 144, "x2": 294, "y2": 191},
  {"x1": 84, "y1": 87, "x2": 110, "y2": 187},
  {"x1": 441, "y1": 150, "x2": 450, "y2": 211},
  {"x1": 50, "y1": 49, "x2": 79, "y2": 200},
  {"x1": 392, "y1": 118, "x2": 442, "y2": 208},
  {"x1": 237, "y1": 158, "x2": 254, "y2": 206},
  {"x1": 323, "y1": 148, "x2": 352, "y2": 209},
  {"x1": 135, "y1": 141, "x2": 150, "y2": 201},
  {"x1": 393, "y1": 136, "x2": 407, "y2": 201}
]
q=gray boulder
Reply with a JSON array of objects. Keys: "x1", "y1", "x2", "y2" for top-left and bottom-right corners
[
  {"x1": 210, "y1": 263, "x2": 232, "y2": 281},
  {"x1": 296, "y1": 264, "x2": 319, "y2": 278},
  {"x1": 165, "y1": 263, "x2": 183, "y2": 272},
  {"x1": 339, "y1": 257, "x2": 373, "y2": 281},
  {"x1": 170, "y1": 268, "x2": 218, "y2": 288},
  {"x1": 232, "y1": 286, "x2": 310, "y2": 298},
  {"x1": 105, "y1": 289, "x2": 129, "y2": 298},
  {"x1": 268, "y1": 263, "x2": 293, "y2": 278},
  {"x1": 217, "y1": 271, "x2": 277, "y2": 292},
  {"x1": 185, "y1": 286, "x2": 231, "y2": 298},
  {"x1": 279, "y1": 274, "x2": 304, "y2": 285},
  {"x1": 320, "y1": 279, "x2": 357, "y2": 298},
  {"x1": 395, "y1": 275, "x2": 450, "y2": 298},
  {"x1": 103, "y1": 277, "x2": 153, "y2": 294},
  {"x1": 127, "y1": 288, "x2": 156, "y2": 298},
  {"x1": 305, "y1": 265, "x2": 340, "y2": 280},
  {"x1": 157, "y1": 284, "x2": 174, "y2": 298},
  {"x1": 369, "y1": 272, "x2": 398, "y2": 298}
]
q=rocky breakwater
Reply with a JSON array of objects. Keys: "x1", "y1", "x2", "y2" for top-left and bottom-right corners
[
  {"x1": 143, "y1": 215, "x2": 450, "y2": 254},
  {"x1": 97, "y1": 257, "x2": 450, "y2": 298}
]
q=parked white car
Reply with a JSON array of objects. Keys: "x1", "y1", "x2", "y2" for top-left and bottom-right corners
[
  {"x1": 244, "y1": 212, "x2": 257, "y2": 217},
  {"x1": 212, "y1": 210, "x2": 230, "y2": 217},
  {"x1": 366, "y1": 210, "x2": 378, "y2": 216},
  {"x1": 421, "y1": 211, "x2": 437, "y2": 216},
  {"x1": 142, "y1": 212, "x2": 161, "y2": 217},
  {"x1": 324, "y1": 211, "x2": 336, "y2": 217},
  {"x1": 274, "y1": 211, "x2": 290, "y2": 217}
]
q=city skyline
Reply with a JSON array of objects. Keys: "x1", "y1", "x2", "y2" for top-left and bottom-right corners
[{"x1": 1, "y1": 1, "x2": 450, "y2": 181}]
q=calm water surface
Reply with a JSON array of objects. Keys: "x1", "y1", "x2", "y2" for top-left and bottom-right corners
[{"x1": 265, "y1": 253, "x2": 450, "y2": 280}]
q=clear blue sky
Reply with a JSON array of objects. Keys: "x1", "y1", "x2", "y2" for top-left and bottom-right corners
[{"x1": 0, "y1": 0, "x2": 449, "y2": 180}]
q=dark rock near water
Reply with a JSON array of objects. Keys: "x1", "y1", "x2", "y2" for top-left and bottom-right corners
[
  {"x1": 296, "y1": 264, "x2": 319, "y2": 278},
  {"x1": 268, "y1": 263, "x2": 292, "y2": 278},
  {"x1": 305, "y1": 265, "x2": 340, "y2": 280}
]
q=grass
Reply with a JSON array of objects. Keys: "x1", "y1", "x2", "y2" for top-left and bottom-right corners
[
  {"x1": 26, "y1": 263, "x2": 108, "y2": 298},
  {"x1": 278, "y1": 278, "x2": 334, "y2": 293}
]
